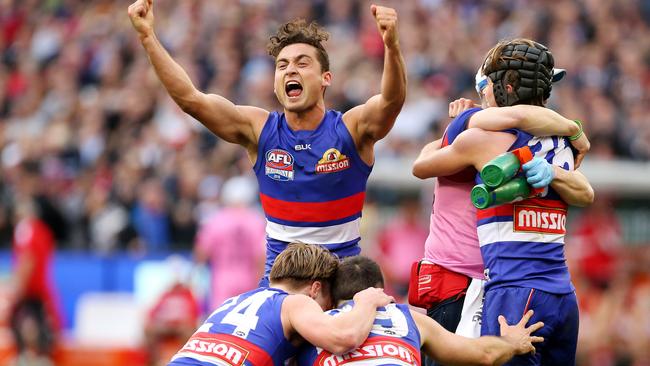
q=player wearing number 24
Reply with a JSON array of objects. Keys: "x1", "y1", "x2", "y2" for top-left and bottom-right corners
[{"x1": 167, "y1": 243, "x2": 394, "y2": 366}]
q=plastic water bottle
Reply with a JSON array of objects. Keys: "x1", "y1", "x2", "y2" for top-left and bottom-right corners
[
  {"x1": 480, "y1": 151, "x2": 521, "y2": 188},
  {"x1": 471, "y1": 177, "x2": 532, "y2": 209}
]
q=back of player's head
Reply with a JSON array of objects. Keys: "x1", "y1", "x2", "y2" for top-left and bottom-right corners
[
  {"x1": 482, "y1": 38, "x2": 555, "y2": 107},
  {"x1": 270, "y1": 243, "x2": 338, "y2": 285},
  {"x1": 332, "y1": 256, "x2": 384, "y2": 303},
  {"x1": 267, "y1": 19, "x2": 330, "y2": 72}
]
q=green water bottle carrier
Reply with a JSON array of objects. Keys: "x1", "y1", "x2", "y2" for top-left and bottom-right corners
[{"x1": 471, "y1": 146, "x2": 544, "y2": 209}]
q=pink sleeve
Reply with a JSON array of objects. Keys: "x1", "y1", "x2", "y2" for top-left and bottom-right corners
[
  {"x1": 195, "y1": 217, "x2": 218, "y2": 255},
  {"x1": 256, "y1": 214, "x2": 267, "y2": 251},
  {"x1": 249, "y1": 210, "x2": 267, "y2": 258}
]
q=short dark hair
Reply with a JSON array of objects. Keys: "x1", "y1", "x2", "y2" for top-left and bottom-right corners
[
  {"x1": 270, "y1": 243, "x2": 339, "y2": 287},
  {"x1": 267, "y1": 19, "x2": 330, "y2": 72},
  {"x1": 332, "y1": 256, "x2": 384, "y2": 303}
]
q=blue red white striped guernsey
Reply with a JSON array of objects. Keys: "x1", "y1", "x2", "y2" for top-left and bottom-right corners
[
  {"x1": 253, "y1": 110, "x2": 372, "y2": 250},
  {"x1": 476, "y1": 130, "x2": 575, "y2": 294},
  {"x1": 297, "y1": 302, "x2": 421, "y2": 366},
  {"x1": 168, "y1": 287, "x2": 295, "y2": 366}
]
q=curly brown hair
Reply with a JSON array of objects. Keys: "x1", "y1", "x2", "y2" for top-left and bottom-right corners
[{"x1": 267, "y1": 19, "x2": 330, "y2": 72}]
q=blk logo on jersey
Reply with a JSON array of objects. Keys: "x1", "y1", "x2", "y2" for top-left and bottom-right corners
[
  {"x1": 315, "y1": 148, "x2": 350, "y2": 174},
  {"x1": 265, "y1": 149, "x2": 294, "y2": 181},
  {"x1": 175, "y1": 333, "x2": 249, "y2": 365},
  {"x1": 514, "y1": 205, "x2": 567, "y2": 234}
]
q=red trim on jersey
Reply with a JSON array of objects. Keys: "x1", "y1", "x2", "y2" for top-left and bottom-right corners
[
  {"x1": 442, "y1": 132, "x2": 449, "y2": 147},
  {"x1": 314, "y1": 335, "x2": 421, "y2": 366},
  {"x1": 173, "y1": 332, "x2": 273, "y2": 366},
  {"x1": 314, "y1": 336, "x2": 422, "y2": 366},
  {"x1": 477, "y1": 198, "x2": 567, "y2": 220},
  {"x1": 524, "y1": 198, "x2": 567, "y2": 209},
  {"x1": 260, "y1": 192, "x2": 365, "y2": 222},
  {"x1": 477, "y1": 204, "x2": 514, "y2": 220},
  {"x1": 523, "y1": 289, "x2": 535, "y2": 315}
]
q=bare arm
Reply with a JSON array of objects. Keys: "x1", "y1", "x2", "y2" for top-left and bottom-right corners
[
  {"x1": 467, "y1": 105, "x2": 590, "y2": 167},
  {"x1": 412, "y1": 129, "x2": 515, "y2": 179},
  {"x1": 284, "y1": 288, "x2": 392, "y2": 354},
  {"x1": 551, "y1": 168, "x2": 595, "y2": 207},
  {"x1": 127, "y1": 0, "x2": 267, "y2": 147},
  {"x1": 412, "y1": 310, "x2": 543, "y2": 366},
  {"x1": 468, "y1": 105, "x2": 579, "y2": 137},
  {"x1": 344, "y1": 5, "x2": 406, "y2": 147}
]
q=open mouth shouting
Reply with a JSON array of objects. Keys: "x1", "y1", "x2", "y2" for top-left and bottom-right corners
[{"x1": 285, "y1": 80, "x2": 303, "y2": 100}]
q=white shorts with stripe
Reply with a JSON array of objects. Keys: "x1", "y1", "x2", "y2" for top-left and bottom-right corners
[{"x1": 454, "y1": 278, "x2": 485, "y2": 338}]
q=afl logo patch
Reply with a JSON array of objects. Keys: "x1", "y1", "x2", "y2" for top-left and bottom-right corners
[
  {"x1": 265, "y1": 149, "x2": 294, "y2": 181},
  {"x1": 315, "y1": 148, "x2": 350, "y2": 174}
]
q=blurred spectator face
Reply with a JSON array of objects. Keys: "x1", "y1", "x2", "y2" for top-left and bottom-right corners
[
  {"x1": 273, "y1": 43, "x2": 332, "y2": 113},
  {"x1": 140, "y1": 180, "x2": 166, "y2": 213}
]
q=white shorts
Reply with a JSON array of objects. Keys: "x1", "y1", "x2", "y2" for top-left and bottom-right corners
[{"x1": 454, "y1": 278, "x2": 485, "y2": 338}]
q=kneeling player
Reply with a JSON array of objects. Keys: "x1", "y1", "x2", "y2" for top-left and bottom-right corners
[
  {"x1": 168, "y1": 244, "x2": 393, "y2": 366},
  {"x1": 298, "y1": 256, "x2": 543, "y2": 366}
]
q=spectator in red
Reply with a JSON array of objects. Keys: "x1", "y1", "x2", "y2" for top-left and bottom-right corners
[
  {"x1": 144, "y1": 260, "x2": 200, "y2": 366},
  {"x1": 9, "y1": 195, "x2": 61, "y2": 365},
  {"x1": 570, "y1": 194, "x2": 623, "y2": 289}
]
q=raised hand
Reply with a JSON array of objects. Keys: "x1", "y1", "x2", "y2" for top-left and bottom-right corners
[
  {"x1": 353, "y1": 287, "x2": 395, "y2": 308},
  {"x1": 499, "y1": 310, "x2": 545, "y2": 355},
  {"x1": 127, "y1": 0, "x2": 154, "y2": 37},
  {"x1": 371, "y1": 4, "x2": 399, "y2": 49}
]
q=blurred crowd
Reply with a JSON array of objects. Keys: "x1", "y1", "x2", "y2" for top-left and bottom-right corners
[
  {"x1": 0, "y1": 0, "x2": 649, "y2": 364},
  {"x1": 0, "y1": 0, "x2": 649, "y2": 252}
]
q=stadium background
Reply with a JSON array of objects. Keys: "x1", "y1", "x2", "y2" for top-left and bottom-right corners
[{"x1": 0, "y1": 0, "x2": 648, "y2": 365}]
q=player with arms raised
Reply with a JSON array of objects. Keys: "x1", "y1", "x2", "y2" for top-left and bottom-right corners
[{"x1": 127, "y1": 0, "x2": 407, "y2": 286}]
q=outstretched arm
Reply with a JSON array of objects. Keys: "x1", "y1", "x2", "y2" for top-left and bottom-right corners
[
  {"x1": 343, "y1": 5, "x2": 406, "y2": 147},
  {"x1": 468, "y1": 105, "x2": 579, "y2": 137},
  {"x1": 412, "y1": 129, "x2": 515, "y2": 179},
  {"x1": 127, "y1": 0, "x2": 267, "y2": 147},
  {"x1": 284, "y1": 288, "x2": 393, "y2": 355},
  {"x1": 412, "y1": 310, "x2": 544, "y2": 366},
  {"x1": 462, "y1": 102, "x2": 590, "y2": 168}
]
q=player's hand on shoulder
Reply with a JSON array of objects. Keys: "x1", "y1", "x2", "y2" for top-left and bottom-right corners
[
  {"x1": 570, "y1": 132, "x2": 590, "y2": 169},
  {"x1": 370, "y1": 4, "x2": 399, "y2": 49},
  {"x1": 352, "y1": 287, "x2": 394, "y2": 308},
  {"x1": 498, "y1": 310, "x2": 544, "y2": 355},
  {"x1": 449, "y1": 98, "x2": 478, "y2": 118}
]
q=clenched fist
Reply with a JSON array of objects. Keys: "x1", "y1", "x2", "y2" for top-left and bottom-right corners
[
  {"x1": 128, "y1": 0, "x2": 155, "y2": 38},
  {"x1": 371, "y1": 4, "x2": 399, "y2": 49}
]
